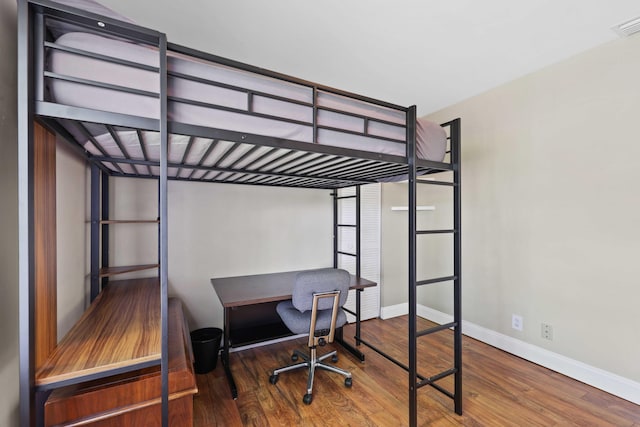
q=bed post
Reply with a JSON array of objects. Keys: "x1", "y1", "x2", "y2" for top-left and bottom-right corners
[
  {"x1": 158, "y1": 33, "x2": 169, "y2": 427},
  {"x1": 355, "y1": 186, "x2": 361, "y2": 279},
  {"x1": 90, "y1": 164, "x2": 100, "y2": 301},
  {"x1": 407, "y1": 106, "x2": 418, "y2": 427},
  {"x1": 18, "y1": 0, "x2": 36, "y2": 424},
  {"x1": 451, "y1": 118, "x2": 463, "y2": 415},
  {"x1": 332, "y1": 190, "x2": 338, "y2": 268},
  {"x1": 101, "y1": 171, "x2": 110, "y2": 291}
]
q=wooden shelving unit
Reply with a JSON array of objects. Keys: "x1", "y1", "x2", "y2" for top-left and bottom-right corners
[
  {"x1": 41, "y1": 282, "x2": 197, "y2": 426},
  {"x1": 94, "y1": 210, "x2": 159, "y2": 291}
]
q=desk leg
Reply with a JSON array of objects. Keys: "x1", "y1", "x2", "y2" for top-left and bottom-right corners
[
  {"x1": 336, "y1": 289, "x2": 365, "y2": 362},
  {"x1": 221, "y1": 306, "x2": 238, "y2": 399}
]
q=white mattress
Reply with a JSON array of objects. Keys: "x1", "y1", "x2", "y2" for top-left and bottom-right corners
[{"x1": 48, "y1": 31, "x2": 447, "y2": 164}]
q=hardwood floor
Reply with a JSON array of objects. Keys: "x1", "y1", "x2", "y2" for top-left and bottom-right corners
[{"x1": 194, "y1": 316, "x2": 640, "y2": 426}]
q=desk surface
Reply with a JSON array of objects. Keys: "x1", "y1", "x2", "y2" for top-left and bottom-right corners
[
  {"x1": 36, "y1": 278, "x2": 161, "y2": 388},
  {"x1": 211, "y1": 270, "x2": 376, "y2": 308}
]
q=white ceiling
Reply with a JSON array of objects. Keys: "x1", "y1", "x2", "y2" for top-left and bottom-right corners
[{"x1": 100, "y1": 0, "x2": 640, "y2": 115}]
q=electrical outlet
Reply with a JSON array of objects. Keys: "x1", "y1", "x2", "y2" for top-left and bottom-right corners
[
  {"x1": 511, "y1": 314, "x2": 523, "y2": 331},
  {"x1": 541, "y1": 323, "x2": 553, "y2": 340}
]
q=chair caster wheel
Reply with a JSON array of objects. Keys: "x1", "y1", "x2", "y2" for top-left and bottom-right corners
[
  {"x1": 331, "y1": 354, "x2": 338, "y2": 363},
  {"x1": 303, "y1": 393, "x2": 313, "y2": 405},
  {"x1": 269, "y1": 374, "x2": 279, "y2": 385},
  {"x1": 292, "y1": 354, "x2": 298, "y2": 361},
  {"x1": 345, "y1": 377, "x2": 352, "y2": 387}
]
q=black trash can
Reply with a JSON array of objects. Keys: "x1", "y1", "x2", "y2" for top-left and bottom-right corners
[{"x1": 190, "y1": 327, "x2": 222, "y2": 374}]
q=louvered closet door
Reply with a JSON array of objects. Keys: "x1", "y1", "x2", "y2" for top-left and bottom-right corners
[{"x1": 337, "y1": 184, "x2": 380, "y2": 321}]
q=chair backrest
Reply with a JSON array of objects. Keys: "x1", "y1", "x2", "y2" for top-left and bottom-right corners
[{"x1": 291, "y1": 268, "x2": 350, "y2": 312}]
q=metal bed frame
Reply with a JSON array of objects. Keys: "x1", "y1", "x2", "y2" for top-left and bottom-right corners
[{"x1": 17, "y1": 1, "x2": 462, "y2": 426}]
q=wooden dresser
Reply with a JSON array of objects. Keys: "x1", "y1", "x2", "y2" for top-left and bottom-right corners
[{"x1": 41, "y1": 278, "x2": 197, "y2": 426}]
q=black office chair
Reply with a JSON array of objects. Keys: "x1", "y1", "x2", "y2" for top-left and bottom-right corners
[{"x1": 268, "y1": 268, "x2": 353, "y2": 404}]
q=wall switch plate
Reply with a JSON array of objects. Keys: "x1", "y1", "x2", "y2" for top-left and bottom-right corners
[
  {"x1": 542, "y1": 323, "x2": 553, "y2": 340},
  {"x1": 512, "y1": 314, "x2": 523, "y2": 331}
]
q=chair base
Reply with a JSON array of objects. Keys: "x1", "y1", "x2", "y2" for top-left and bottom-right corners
[{"x1": 269, "y1": 346, "x2": 352, "y2": 405}]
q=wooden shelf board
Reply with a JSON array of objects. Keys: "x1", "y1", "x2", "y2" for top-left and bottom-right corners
[
  {"x1": 36, "y1": 278, "x2": 161, "y2": 388},
  {"x1": 99, "y1": 264, "x2": 159, "y2": 277}
]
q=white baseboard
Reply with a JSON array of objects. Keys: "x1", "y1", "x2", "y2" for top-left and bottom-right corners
[
  {"x1": 381, "y1": 303, "x2": 640, "y2": 405},
  {"x1": 380, "y1": 302, "x2": 408, "y2": 320}
]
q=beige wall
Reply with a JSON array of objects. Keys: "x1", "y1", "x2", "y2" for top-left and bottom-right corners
[
  {"x1": 107, "y1": 177, "x2": 334, "y2": 330},
  {"x1": 0, "y1": 0, "x2": 19, "y2": 424},
  {"x1": 56, "y1": 142, "x2": 89, "y2": 339},
  {"x1": 383, "y1": 35, "x2": 640, "y2": 382},
  {"x1": 381, "y1": 179, "x2": 453, "y2": 309}
]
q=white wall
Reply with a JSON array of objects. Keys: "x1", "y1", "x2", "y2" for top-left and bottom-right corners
[
  {"x1": 108, "y1": 178, "x2": 334, "y2": 330},
  {"x1": 0, "y1": 0, "x2": 19, "y2": 424},
  {"x1": 383, "y1": 35, "x2": 640, "y2": 384}
]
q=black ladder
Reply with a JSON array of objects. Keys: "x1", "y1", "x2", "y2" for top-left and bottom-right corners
[
  {"x1": 352, "y1": 113, "x2": 462, "y2": 426},
  {"x1": 332, "y1": 186, "x2": 365, "y2": 361},
  {"x1": 408, "y1": 116, "x2": 462, "y2": 425}
]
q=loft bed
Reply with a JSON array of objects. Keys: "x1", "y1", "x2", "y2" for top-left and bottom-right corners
[{"x1": 17, "y1": 0, "x2": 462, "y2": 426}]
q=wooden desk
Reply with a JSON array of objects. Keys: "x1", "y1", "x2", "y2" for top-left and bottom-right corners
[
  {"x1": 41, "y1": 279, "x2": 197, "y2": 426},
  {"x1": 36, "y1": 278, "x2": 162, "y2": 390},
  {"x1": 211, "y1": 270, "x2": 376, "y2": 399}
]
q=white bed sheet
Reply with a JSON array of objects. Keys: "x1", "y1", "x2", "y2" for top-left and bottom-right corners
[{"x1": 48, "y1": 31, "x2": 446, "y2": 163}]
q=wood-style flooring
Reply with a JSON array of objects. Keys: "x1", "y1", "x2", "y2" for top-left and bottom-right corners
[{"x1": 194, "y1": 316, "x2": 640, "y2": 426}]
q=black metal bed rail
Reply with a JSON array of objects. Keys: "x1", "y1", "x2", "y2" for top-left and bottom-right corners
[
  {"x1": 168, "y1": 42, "x2": 409, "y2": 114},
  {"x1": 168, "y1": 122, "x2": 411, "y2": 167},
  {"x1": 44, "y1": 40, "x2": 160, "y2": 72},
  {"x1": 44, "y1": 71, "x2": 159, "y2": 99},
  {"x1": 35, "y1": 0, "x2": 161, "y2": 45},
  {"x1": 167, "y1": 69, "x2": 407, "y2": 143},
  {"x1": 91, "y1": 155, "x2": 377, "y2": 186},
  {"x1": 36, "y1": 102, "x2": 160, "y2": 132}
]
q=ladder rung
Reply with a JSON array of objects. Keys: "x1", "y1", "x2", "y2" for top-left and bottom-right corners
[
  {"x1": 417, "y1": 179, "x2": 457, "y2": 187},
  {"x1": 336, "y1": 195, "x2": 357, "y2": 200},
  {"x1": 416, "y1": 368, "x2": 457, "y2": 389},
  {"x1": 416, "y1": 275, "x2": 457, "y2": 286},
  {"x1": 337, "y1": 251, "x2": 357, "y2": 257},
  {"x1": 417, "y1": 322, "x2": 457, "y2": 338},
  {"x1": 417, "y1": 229, "x2": 456, "y2": 235},
  {"x1": 337, "y1": 224, "x2": 357, "y2": 228}
]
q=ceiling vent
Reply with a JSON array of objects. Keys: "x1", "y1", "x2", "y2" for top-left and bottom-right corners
[{"x1": 612, "y1": 16, "x2": 640, "y2": 37}]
